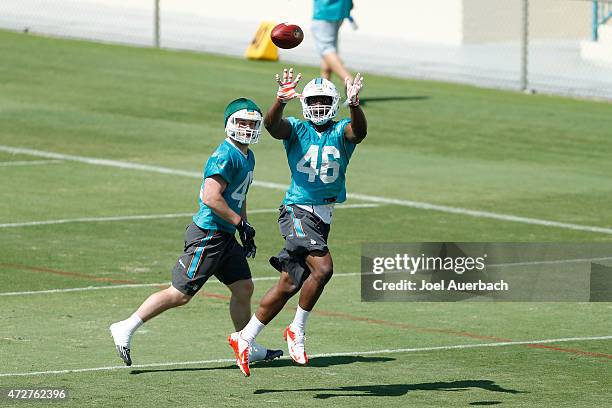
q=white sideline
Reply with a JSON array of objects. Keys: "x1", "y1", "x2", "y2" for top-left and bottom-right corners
[
  {"x1": 0, "y1": 335, "x2": 610, "y2": 377},
  {"x1": 0, "y1": 159, "x2": 63, "y2": 167},
  {"x1": 0, "y1": 204, "x2": 380, "y2": 229},
  {"x1": 0, "y1": 273, "x2": 361, "y2": 297},
  {"x1": 2, "y1": 145, "x2": 612, "y2": 235}
]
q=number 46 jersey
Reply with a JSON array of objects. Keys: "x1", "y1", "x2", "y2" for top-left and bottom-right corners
[
  {"x1": 193, "y1": 138, "x2": 254, "y2": 233},
  {"x1": 283, "y1": 117, "x2": 356, "y2": 206}
]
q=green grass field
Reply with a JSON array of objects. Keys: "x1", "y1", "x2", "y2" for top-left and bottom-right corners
[{"x1": 0, "y1": 29, "x2": 611, "y2": 407}]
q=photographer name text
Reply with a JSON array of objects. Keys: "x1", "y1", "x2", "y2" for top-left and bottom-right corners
[{"x1": 372, "y1": 279, "x2": 509, "y2": 292}]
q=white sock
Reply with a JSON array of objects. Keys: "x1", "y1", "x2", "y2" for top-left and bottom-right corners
[
  {"x1": 122, "y1": 313, "x2": 144, "y2": 335},
  {"x1": 111, "y1": 313, "x2": 143, "y2": 348},
  {"x1": 291, "y1": 305, "x2": 310, "y2": 332},
  {"x1": 241, "y1": 315, "x2": 265, "y2": 342}
]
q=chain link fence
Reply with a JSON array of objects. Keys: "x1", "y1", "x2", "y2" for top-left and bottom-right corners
[{"x1": 1, "y1": 0, "x2": 611, "y2": 101}]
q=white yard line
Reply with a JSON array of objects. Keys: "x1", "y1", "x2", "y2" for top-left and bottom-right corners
[
  {"x1": 0, "y1": 213, "x2": 194, "y2": 228},
  {"x1": 486, "y1": 256, "x2": 612, "y2": 268},
  {"x1": 0, "y1": 204, "x2": 380, "y2": 229},
  {"x1": 401, "y1": 256, "x2": 612, "y2": 275},
  {"x1": 0, "y1": 282, "x2": 170, "y2": 296},
  {"x1": 0, "y1": 273, "x2": 362, "y2": 297},
  {"x1": 0, "y1": 159, "x2": 63, "y2": 167},
  {"x1": 2, "y1": 145, "x2": 611, "y2": 235},
  {"x1": 346, "y1": 193, "x2": 612, "y2": 235},
  {"x1": 0, "y1": 335, "x2": 609, "y2": 377}
]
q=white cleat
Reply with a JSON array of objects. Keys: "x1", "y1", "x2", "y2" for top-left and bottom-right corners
[
  {"x1": 110, "y1": 322, "x2": 133, "y2": 366},
  {"x1": 283, "y1": 325, "x2": 308, "y2": 365}
]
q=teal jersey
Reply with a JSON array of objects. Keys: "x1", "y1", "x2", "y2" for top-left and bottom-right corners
[
  {"x1": 283, "y1": 117, "x2": 356, "y2": 206},
  {"x1": 313, "y1": 0, "x2": 352, "y2": 21},
  {"x1": 193, "y1": 139, "x2": 255, "y2": 233}
]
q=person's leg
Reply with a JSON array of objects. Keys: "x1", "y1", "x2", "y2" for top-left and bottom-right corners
[
  {"x1": 229, "y1": 272, "x2": 299, "y2": 377},
  {"x1": 230, "y1": 271, "x2": 299, "y2": 374},
  {"x1": 227, "y1": 278, "x2": 284, "y2": 363},
  {"x1": 235, "y1": 270, "x2": 299, "y2": 340},
  {"x1": 222, "y1": 240, "x2": 284, "y2": 366},
  {"x1": 229, "y1": 207, "x2": 310, "y2": 375},
  {"x1": 297, "y1": 251, "x2": 333, "y2": 312},
  {"x1": 322, "y1": 52, "x2": 352, "y2": 82},
  {"x1": 227, "y1": 278, "x2": 254, "y2": 330},
  {"x1": 287, "y1": 251, "x2": 333, "y2": 332},
  {"x1": 135, "y1": 285, "x2": 192, "y2": 322},
  {"x1": 312, "y1": 19, "x2": 350, "y2": 81},
  {"x1": 253, "y1": 271, "x2": 300, "y2": 324},
  {"x1": 241, "y1": 209, "x2": 304, "y2": 331},
  {"x1": 113, "y1": 285, "x2": 191, "y2": 335},
  {"x1": 110, "y1": 285, "x2": 192, "y2": 365},
  {"x1": 274, "y1": 206, "x2": 333, "y2": 364},
  {"x1": 281, "y1": 251, "x2": 333, "y2": 364},
  {"x1": 319, "y1": 20, "x2": 351, "y2": 82},
  {"x1": 239, "y1": 271, "x2": 300, "y2": 345},
  {"x1": 320, "y1": 58, "x2": 332, "y2": 80},
  {"x1": 111, "y1": 223, "x2": 213, "y2": 366},
  {"x1": 222, "y1": 238, "x2": 292, "y2": 337}
]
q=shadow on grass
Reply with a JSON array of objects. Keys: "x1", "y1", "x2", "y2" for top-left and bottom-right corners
[
  {"x1": 359, "y1": 96, "x2": 430, "y2": 106},
  {"x1": 254, "y1": 380, "x2": 526, "y2": 399},
  {"x1": 129, "y1": 355, "x2": 394, "y2": 375}
]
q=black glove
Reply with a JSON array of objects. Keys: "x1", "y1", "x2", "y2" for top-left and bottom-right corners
[
  {"x1": 236, "y1": 219, "x2": 256, "y2": 243},
  {"x1": 236, "y1": 219, "x2": 256, "y2": 258},
  {"x1": 243, "y1": 240, "x2": 257, "y2": 259}
]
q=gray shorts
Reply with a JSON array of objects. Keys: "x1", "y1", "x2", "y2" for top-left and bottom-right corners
[
  {"x1": 269, "y1": 205, "x2": 331, "y2": 288},
  {"x1": 172, "y1": 223, "x2": 251, "y2": 296},
  {"x1": 312, "y1": 19, "x2": 344, "y2": 56}
]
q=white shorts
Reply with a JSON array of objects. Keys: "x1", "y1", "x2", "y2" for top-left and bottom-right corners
[{"x1": 311, "y1": 19, "x2": 344, "y2": 56}]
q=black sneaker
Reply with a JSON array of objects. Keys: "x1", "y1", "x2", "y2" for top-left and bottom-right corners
[{"x1": 264, "y1": 348, "x2": 283, "y2": 361}]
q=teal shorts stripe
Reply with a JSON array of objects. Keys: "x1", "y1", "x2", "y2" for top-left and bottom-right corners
[
  {"x1": 187, "y1": 231, "x2": 213, "y2": 278},
  {"x1": 287, "y1": 206, "x2": 306, "y2": 238}
]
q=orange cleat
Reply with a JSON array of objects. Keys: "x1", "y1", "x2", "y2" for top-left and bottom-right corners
[
  {"x1": 228, "y1": 332, "x2": 251, "y2": 377},
  {"x1": 283, "y1": 325, "x2": 308, "y2": 365}
]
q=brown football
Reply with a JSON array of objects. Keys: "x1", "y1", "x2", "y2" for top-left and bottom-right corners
[{"x1": 271, "y1": 23, "x2": 304, "y2": 49}]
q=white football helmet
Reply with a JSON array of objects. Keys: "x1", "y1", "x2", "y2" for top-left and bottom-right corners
[
  {"x1": 225, "y1": 108, "x2": 263, "y2": 144},
  {"x1": 300, "y1": 78, "x2": 340, "y2": 125}
]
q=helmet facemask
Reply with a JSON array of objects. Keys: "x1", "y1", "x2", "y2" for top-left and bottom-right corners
[
  {"x1": 300, "y1": 78, "x2": 340, "y2": 125},
  {"x1": 301, "y1": 95, "x2": 339, "y2": 125},
  {"x1": 225, "y1": 109, "x2": 263, "y2": 144}
]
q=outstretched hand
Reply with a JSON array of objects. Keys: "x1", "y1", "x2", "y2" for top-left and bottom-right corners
[
  {"x1": 276, "y1": 68, "x2": 302, "y2": 103},
  {"x1": 344, "y1": 73, "x2": 363, "y2": 107}
]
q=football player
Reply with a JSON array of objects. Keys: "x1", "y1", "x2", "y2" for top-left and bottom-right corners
[
  {"x1": 110, "y1": 98, "x2": 282, "y2": 366},
  {"x1": 228, "y1": 69, "x2": 366, "y2": 376}
]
